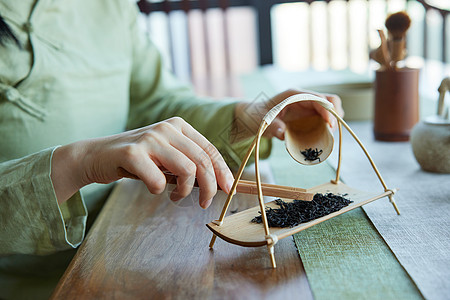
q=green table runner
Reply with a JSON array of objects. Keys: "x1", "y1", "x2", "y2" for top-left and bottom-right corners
[{"x1": 268, "y1": 139, "x2": 423, "y2": 300}]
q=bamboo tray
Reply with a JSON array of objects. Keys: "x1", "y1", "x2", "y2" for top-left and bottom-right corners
[
  {"x1": 207, "y1": 181, "x2": 394, "y2": 247},
  {"x1": 207, "y1": 94, "x2": 399, "y2": 268}
]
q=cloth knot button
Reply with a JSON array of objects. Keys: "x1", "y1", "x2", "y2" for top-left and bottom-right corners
[
  {"x1": 23, "y1": 21, "x2": 33, "y2": 33},
  {"x1": 4, "y1": 88, "x2": 20, "y2": 102},
  {"x1": 0, "y1": 85, "x2": 47, "y2": 120}
]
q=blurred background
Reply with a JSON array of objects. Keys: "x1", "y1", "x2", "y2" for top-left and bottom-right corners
[{"x1": 136, "y1": 0, "x2": 449, "y2": 105}]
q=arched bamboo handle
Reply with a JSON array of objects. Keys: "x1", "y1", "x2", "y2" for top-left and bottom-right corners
[
  {"x1": 263, "y1": 94, "x2": 335, "y2": 165},
  {"x1": 263, "y1": 94, "x2": 334, "y2": 125}
]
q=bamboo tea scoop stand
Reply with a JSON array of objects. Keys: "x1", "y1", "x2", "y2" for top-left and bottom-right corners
[{"x1": 207, "y1": 94, "x2": 400, "y2": 269}]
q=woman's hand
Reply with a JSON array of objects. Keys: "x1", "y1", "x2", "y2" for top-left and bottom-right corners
[
  {"x1": 51, "y1": 117, "x2": 234, "y2": 209},
  {"x1": 233, "y1": 89, "x2": 344, "y2": 141}
]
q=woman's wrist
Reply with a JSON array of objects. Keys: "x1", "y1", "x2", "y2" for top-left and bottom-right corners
[{"x1": 51, "y1": 143, "x2": 89, "y2": 204}]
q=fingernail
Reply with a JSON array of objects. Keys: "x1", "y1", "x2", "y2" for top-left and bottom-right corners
[
  {"x1": 225, "y1": 173, "x2": 235, "y2": 194},
  {"x1": 332, "y1": 118, "x2": 337, "y2": 128},
  {"x1": 170, "y1": 188, "x2": 181, "y2": 201},
  {"x1": 276, "y1": 127, "x2": 284, "y2": 140},
  {"x1": 225, "y1": 181, "x2": 233, "y2": 194},
  {"x1": 202, "y1": 198, "x2": 213, "y2": 209}
]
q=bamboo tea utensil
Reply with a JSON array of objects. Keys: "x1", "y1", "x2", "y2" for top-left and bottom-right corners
[
  {"x1": 285, "y1": 115, "x2": 333, "y2": 165},
  {"x1": 370, "y1": 12, "x2": 411, "y2": 69},
  {"x1": 385, "y1": 11, "x2": 411, "y2": 65},
  {"x1": 163, "y1": 171, "x2": 314, "y2": 201},
  {"x1": 207, "y1": 94, "x2": 400, "y2": 269},
  {"x1": 369, "y1": 46, "x2": 387, "y2": 66},
  {"x1": 377, "y1": 29, "x2": 392, "y2": 70}
]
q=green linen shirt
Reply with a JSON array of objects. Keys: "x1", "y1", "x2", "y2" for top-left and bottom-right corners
[{"x1": 0, "y1": 0, "x2": 270, "y2": 298}]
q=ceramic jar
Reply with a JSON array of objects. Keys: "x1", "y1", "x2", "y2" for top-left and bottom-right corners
[{"x1": 410, "y1": 77, "x2": 450, "y2": 173}]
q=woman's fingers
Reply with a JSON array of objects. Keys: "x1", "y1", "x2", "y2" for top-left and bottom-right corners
[
  {"x1": 311, "y1": 101, "x2": 335, "y2": 127},
  {"x1": 276, "y1": 91, "x2": 342, "y2": 129},
  {"x1": 314, "y1": 93, "x2": 344, "y2": 129},
  {"x1": 150, "y1": 145, "x2": 197, "y2": 202},
  {"x1": 135, "y1": 117, "x2": 233, "y2": 208},
  {"x1": 167, "y1": 118, "x2": 234, "y2": 195},
  {"x1": 63, "y1": 117, "x2": 232, "y2": 209},
  {"x1": 324, "y1": 93, "x2": 344, "y2": 119},
  {"x1": 233, "y1": 89, "x2": 344, "y2": 142},
  {"x1": 119, "y1": 147, "x2": 167, "y2": 195},
  {"x1": 264, "y1": 117, "x2": 286, "y2": 140}
]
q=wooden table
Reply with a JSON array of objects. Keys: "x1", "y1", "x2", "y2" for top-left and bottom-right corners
[
  {"x1": 52, "y1": 61, "x2": 449, "y2": 299},
  {"x1": 51, "y1": 170, "x2": 313, "y2": 299},
  {"x1": 50, "y1": 120, "x2": 449, "y2": 299}
]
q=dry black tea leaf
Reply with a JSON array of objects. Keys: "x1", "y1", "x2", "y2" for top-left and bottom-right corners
[
  {"x1": 251, "y1": 193, "x2": 352, "y2": 228},
  {"x1": 301, "y1": 148, "x2": 323, "y2": 162}
]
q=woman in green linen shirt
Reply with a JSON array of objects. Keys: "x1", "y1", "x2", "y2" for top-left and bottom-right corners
[{"x1": 0, "y1": 0, "x2": 343, "y2": 298}]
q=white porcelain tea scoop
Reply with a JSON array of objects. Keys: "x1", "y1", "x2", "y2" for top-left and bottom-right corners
[{"x1": 285, "y1": 114, "x2": 334, "y2": 165}]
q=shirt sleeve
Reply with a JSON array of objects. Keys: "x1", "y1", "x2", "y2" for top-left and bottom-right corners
[
  {"x1": 0, "y1": 147, "x2": 87, "y2": 256},
  {"x1": 125, "y1": 3, "x2": 271, "y2": 169}
]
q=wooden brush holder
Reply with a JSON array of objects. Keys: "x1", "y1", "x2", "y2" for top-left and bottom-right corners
[{"x1": 374, "y1": 67, "x2": 419, "y2": 141}]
